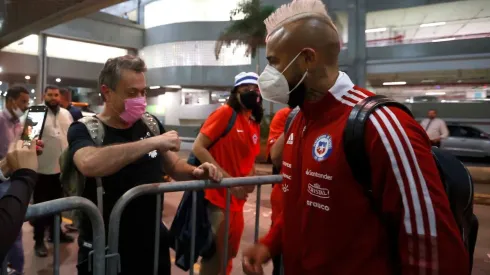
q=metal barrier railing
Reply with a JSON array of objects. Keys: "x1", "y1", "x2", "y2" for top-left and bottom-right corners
[
  {"x1": 107, "y1": 175, "x2": 282, "y2": 275},
  {"x1": 0, "y1": 197, "x2": 106, "y2": 275}
]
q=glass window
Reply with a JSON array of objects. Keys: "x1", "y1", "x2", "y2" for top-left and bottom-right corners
[
  {"x1": 460, "y1": 126, "x2": 484, "y2": 139},
  {"x1": 181, "y1": 89, "x2": 211, "y2": 105},
  {"x1": 140, "y1": 41, "x2": 251, "y2": 68},
  {"x1": 144, "y1": 0, "x2": 245, "y2": 29},
  {"x1": 365, "y1": 0, "x2": 490, "y2": 46},
  {"x1": 211, "y1": 91, "x2": 230, "y2": 104}
]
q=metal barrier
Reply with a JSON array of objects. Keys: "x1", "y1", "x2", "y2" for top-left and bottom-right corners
[
  {"x1": 1, "y1": 197, "x2": 106, "y2": 275},
  {"x1": 107, "y1": 175, "x2": 282, "y2": 275}
]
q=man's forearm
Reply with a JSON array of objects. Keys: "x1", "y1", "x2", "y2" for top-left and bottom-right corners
[
  {"x1": 75, "y1": 138, "x2": 157, "y2": 177},
  {"x1": 270, "y1": 134, "x2": 285, "y2": 169}
]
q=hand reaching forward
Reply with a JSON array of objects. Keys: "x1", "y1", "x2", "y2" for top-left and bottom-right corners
[
  {"x1": 192, "y1": 162, "x2": 223, "y2": 182},
  {"x1": 242, "y1": 243, "x2": 271, "y2": 275}
]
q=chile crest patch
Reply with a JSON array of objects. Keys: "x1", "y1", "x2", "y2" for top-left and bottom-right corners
[{"x1": 312, "y1": 134, "x2": 333, "y2": 162}]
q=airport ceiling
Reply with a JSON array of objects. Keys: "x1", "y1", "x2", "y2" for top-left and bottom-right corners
[{"x1": 0, "y1": 0, "x2": 126, "y2": 49}]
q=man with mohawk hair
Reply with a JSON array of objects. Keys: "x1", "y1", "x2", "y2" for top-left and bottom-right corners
[{"x1": 242, "y1": 0, "x2": 469, "y2": 274}]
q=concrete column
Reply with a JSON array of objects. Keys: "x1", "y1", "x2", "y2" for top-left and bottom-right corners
[
  {"x1": 137, "y1": 0, "x2": 144, "y2": 25},
  {"x1": 347, "y1": 0, "x2": 367, "y2": 87},
  {"x1": 36, "y1": 33, "x2": 48, "y2": 104}
]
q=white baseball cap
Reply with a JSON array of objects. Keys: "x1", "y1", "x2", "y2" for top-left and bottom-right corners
[{"x1": 234, "y1": 72, "x2": 259, "y2": 87}]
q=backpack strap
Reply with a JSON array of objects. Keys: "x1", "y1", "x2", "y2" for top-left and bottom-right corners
[
  {"x1": 284, "y1": 107, "x2": 300, "y2": 134},
  {"x1": 208, "y1": 110, "x2": 237, "y2": 149},
  {"x1": 343, "y1": 95, "x2": 413, "y2": 198},
  {"x1": 141, "y1": 112, "x2": 161, "y2": 136},
  {"x1": 79, "y1": 116, "x2": 106, "y2": 214}
]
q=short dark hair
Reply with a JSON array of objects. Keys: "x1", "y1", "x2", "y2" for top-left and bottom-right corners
[
  {"x1": 99, "y1": 55, "x2": 147, "y2": 91},
  {"x1": 44, "y1": 85, "x2": 60, "y2": 94},
  {"x1": 59, "y1": 88, "x2": 71, "y2": 100},
  {"x1": 6, "y1": 85, "x2": 29, "y2": 101}
]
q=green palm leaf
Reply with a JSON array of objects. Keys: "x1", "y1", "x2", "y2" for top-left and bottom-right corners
[{"x1": 215, "y1": 0, "x2": 275, "y2": 60}]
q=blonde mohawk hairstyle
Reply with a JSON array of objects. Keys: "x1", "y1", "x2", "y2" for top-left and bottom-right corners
[{"x1": 264, "y1": 0, "x2": 334, "y2": 36}]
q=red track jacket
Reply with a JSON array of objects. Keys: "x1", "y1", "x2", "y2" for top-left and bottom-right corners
[{"x1": 260, "y1": 72, "x2": 469, "y2": 275}]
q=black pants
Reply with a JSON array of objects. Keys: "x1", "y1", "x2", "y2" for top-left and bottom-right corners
[
  {"x1": 32, "y1": 173, "x2": 63, "y2": 242},
  {"x1": 77, "y1": 226, "x2": 172, "y2": 275},
  {"x1": 272, "y1": 254, "x2": 283, "y2": 275}
]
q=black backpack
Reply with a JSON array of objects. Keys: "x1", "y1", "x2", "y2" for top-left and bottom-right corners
[{"x1": 285, "y1": 95, "x2": 478, "y2": 272}]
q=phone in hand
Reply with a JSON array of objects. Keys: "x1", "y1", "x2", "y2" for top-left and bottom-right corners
[{"x1": 21, "y1": 105, "x2": 48, "y2": 142}]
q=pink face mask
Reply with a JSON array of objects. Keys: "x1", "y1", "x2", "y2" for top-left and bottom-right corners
[{"x1": 120, "y1": 97, "x2": 147, "y2": 125}]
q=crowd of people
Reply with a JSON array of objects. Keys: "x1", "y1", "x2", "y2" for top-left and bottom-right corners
[{"x1": 0, "y1": 0, "x2": 470, "y2": 274}]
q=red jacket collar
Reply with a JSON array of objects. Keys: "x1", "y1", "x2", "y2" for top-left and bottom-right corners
[{"x1": 301, "y1": 72, "x2": 356, "y2": 120}]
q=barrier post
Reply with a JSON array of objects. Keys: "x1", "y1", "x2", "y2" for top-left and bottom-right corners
[
  {"x1": 254, "y1": 185, "x2": 262, "y2": 243},
  {"x1": 53, "y1": 214, "x2": 61, "y2": 275},
  {"x1": 25, "y1": 197, "x2": 106, "y2": 275},
  {"x1": 107, "y1": 175, "x2": 282, "y2": 275}
]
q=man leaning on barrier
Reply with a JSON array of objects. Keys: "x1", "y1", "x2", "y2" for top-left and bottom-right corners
[{"x1": 67, "y1": 55, "x2": 223, "y2": 275}]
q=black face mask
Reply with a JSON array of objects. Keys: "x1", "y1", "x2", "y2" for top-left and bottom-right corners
[{"x1": 239, "y1": 90, "x2": 260, "y2": 110}]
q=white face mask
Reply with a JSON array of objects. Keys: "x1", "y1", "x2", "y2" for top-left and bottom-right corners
[
  {"x1": 13, "y1": 107, "x2": 25, "y2": 118},
  {"x1": 258, "y1": 51, "x2": 308, "y2": 105}
]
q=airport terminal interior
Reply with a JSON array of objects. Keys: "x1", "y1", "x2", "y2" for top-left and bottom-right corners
[{"x1": 1, "y1": 0, "x2": 490, "y2": 274}]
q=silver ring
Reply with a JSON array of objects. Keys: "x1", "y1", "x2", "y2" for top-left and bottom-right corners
[{"x1": 22, "y1": 141, "x2": 32, "y2": 148}]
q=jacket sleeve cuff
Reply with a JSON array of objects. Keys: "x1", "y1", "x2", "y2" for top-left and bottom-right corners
[
  {"x1": 259, "y1": 217, "x2": 283, "y2": 257},
  {"x1": 10, "y1": 169, "x2": 37, "y2": 189}
]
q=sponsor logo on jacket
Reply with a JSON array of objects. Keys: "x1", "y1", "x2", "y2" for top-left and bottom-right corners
[
  {"x1": 305, "y1": 169, "x2": 333, "y2": 180},
  {"x1": 307, "y1": 200, "x2": 330, "y2": 212},
  {"x1": 307, "y1": 183, "x2": 330, "y2": 199}
]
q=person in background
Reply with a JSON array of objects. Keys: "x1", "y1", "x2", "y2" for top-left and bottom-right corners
[
  {"x1": 420, "y1": 109, "x2": 449, "y2": 147},
  {"x1": 0, "y1": 140, "x2": 40, "y2": 267},
  {"x1": 0, "y1": 85, "x2": 30, "y2": 274},
  {"x1": 192, "y1": 72, "x2": 263, "y2": 275},
  {"x1": 69, "y1": 55, "x2": 222, "y2": 275},
  {"x1": 33, "y1": 85, "x2": 74, "y2": 257},
  {"x1": 266, "y1": 106, "x2": 292, "y2": 275},
  {"x1": 243, "y1": 0, "x2": 468, "y2": 274},
  {"x1": 0, "y1": 86, "x2": 29, "y2": 160},
  {"x1": 60, "y1": 88, "x2": 83, "y2": 121}
]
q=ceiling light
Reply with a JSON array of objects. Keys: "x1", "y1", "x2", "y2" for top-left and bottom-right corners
[
  {"x1": 218, "y1": 98, "x2": 227, "y2": 102},
  {"x1": 33, "y1": 97, "x2": 36, "y2": 100},
  {"x1": 165, "y1": 85, "x2": 182, "y2": 89},
  {"x1": 457, "y1": 80, "x2": 462, "y2": 83},
  {"x1": 31, "y1": 89, "x2": 35, "y2": 94},
  {"x1": 149, "y1": 86, "x2": 161, "y2": 90},
  {"x1": 25, "y1": 75, "x2": 30, "y2": 80},
  {"x1": 421, "y1": 80, "x2": 435, "y2": 83},
  {"x1": 432, "y1": 37, "x2": 455, "y2": 43},
  {"x1": 0, "y1": 67, "x2": 3, "y2": 73},
  {"x1": 420, "y1": 22, "x2": 446, "y2": 28},
  {"x1": 383, "y1": 81, "x2": 406, "y2": 86},
  {"x1": 365, "y1": 27, "x2": 387, "y2": 33},
  {"x1": 0, "y1": 81, "x2": 2, "y2": 85},
  {"x1": 98, "y1": 93, "x2": 101, "y2": 96},
  {"x1": 3, "y1": 92, "x2": 6, "y2": 96},
  {"x1": 425, "y1": 91, "x2": 446, "y2": 96},
  {"x1": 55, "y1": 78, "x2": 61, "y2": 83}
]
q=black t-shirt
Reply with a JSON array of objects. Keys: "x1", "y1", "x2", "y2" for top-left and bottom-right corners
[{"x1": 67, "y1": 117, "x2": 165, "y2": 251}]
